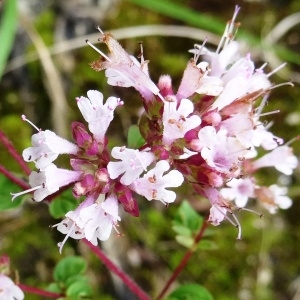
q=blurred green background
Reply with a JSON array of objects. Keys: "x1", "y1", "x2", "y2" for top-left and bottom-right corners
[{"x1": 0, "y1": 0, "x2": 300, "y2": 299}]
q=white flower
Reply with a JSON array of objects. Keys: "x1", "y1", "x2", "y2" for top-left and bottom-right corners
[
  {"x1": 256, "y1": 184, "x2": 292, "y2": 214},
  {"x1": 90, "y1": 32, "x2": 162, "y2": 102},
  {"x1": 252, "y1": 146, "x2": 298, "y2": 175},
  {"x1": 208, "y1": 205, "x2": 227, "y2": 226},
  {"x1": 77, "y1": 90, "x2": 123, "y2": 142},
  {"x1": 54, "y1": 195, "x2": 95, "y2": 253},
  {"x1": 22, "y1": 130, "x2": 78, "y2": 170},
  {"x1": 80, "y1": 194, "x2": 121, "y2": 245},
  {"x1": 107, "y1": 147, "x2": 155, "y2": 185},
  {"x1": 130, "y1": 160, "x2": 184, "y2": 204},
  {"x1": 198, "y1": 126, "x2": 247, "y2": 173},
  {"x1": 162, "y1": 98, "x2": 201, "y2": 145},
  {"x1": 220, "y1": 177, "x2": 255, "y2": 207},
  {"x1": 0, "y1": 274, "x2": 24, "y2": 300},
  {"x1": 11, "y1": 164, "x2": 82, "y2": 202}
]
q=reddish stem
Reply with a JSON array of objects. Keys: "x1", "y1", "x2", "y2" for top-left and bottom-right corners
[
  {"x1": 0, "y1": 164, "x2": 30, "y2": 190},
  {"x1": 18, "y1": 284, "x2": 63, "y2": 298},
  {"x1": 155, "y1": 218, "x2": 209, "y2": 300},
  {"x1": 83, "y1": 239, "x2": 151, "y2": 300},
  {"x1": 0, "y1": 130, "x2": 31, "y2": 176}
]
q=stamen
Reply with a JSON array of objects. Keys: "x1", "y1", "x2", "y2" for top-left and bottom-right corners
[
  {"x1": 231, "y1": 213, "x2": 242, "y2": 240},
  {"x1": 137, "y1": 41, "x2": 145, "y2": 64},
  {"x1": 217, "y1": 5, "x2": 241, "y2": 53},
  {"x1": 96, "y1": 25, "x2": 104, "y2": 35},
  {"x1": 256, "y1": 110, "x2": 280, "y2": 117},
  {"x1": 267, "y1": 62, "x2": 287, "y2": 78},
  {"x1": 258, "y1": 62, "x2": 269, "y2": 70},
  {"x1": 193, "y1": 37, "x2": 207, "y2": 63},
  {"x1": 269, "y1": 81, "x2": 294, "y2": 90},
  {"x1": 57, "y1": 222, "x2": 76, "y2": 254},
  {"x1": 256, "y1": 94, "x2": 269, "y2": 116},
  {"x1": 226, "y1": 5, "x2": 240, "y2": 42},
  {"x1": 213, "y1": 204, "x2": 237, "y2": 227},
  {"x1": 285, "y1": 135, "x2": 300, "y2": 146},
  {"x1": 11, "y1": 185, "x2": 42, "y2": 201},
  {"x1": 21, "y1": 115, "x2": 41, "y2": 132},
  {"x1": 113, "y1": 223, "x2": 121, "y2": 235},
  {"x1": 237, "y1": 207, "x2": 263, "y2": 218},
  {"x1": 85, "y1": 39, "x2": 111, "y2": 62}
]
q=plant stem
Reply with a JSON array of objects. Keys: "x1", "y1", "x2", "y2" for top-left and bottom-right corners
[
  {"x1": 0, "y1": 130, "x2": 31, "y2": 176},
  {"x1": 155, "y1": 218, "x2": 209, "y2": 300},
  {"x1": 0, "y1": 164, "x2": 30, "y2": 190},
  {"x1": 83, "y1": 239, "x2": 151, "y2": 300},
  {"x1": 18, "y1": 284, "x2": 62, "y2": 298}
]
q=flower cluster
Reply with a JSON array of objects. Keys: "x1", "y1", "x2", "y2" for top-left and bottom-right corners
[{"x1": 12, "y1": 6, "x2": 298, "y2": 250}]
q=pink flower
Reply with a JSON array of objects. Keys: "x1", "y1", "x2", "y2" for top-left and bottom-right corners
[
  {"x1": 252, "y1": 146, "x2": 298, "y2": 175},
  {"x1": 176, "y1": 60, "x2": 223, "y2": 99},
  {"x1": 107, "y1": 147, "x2": 155, "y2": 185},
  {"x1": 130, "y1": 160, "x2": 184, "y2": 204},
  {"x1": 77, "y1": 90, "x2": 123, "y2": 142},
  {"x1": 220, "y1": 177, "x2": 255, "y2": 207},
  {"x1": 22, "y1": 130, "x2": 78, "y2": 170},
  {"x1": 198, "y1": 126, "x2": 247, "y2": 174},
  {"x1": 0, "y1": 274, "x2": 24, "y2": 300},
  {"x1": 208, "y1": 205, "x2": 227, "y2": 226},
  {"x1": 89, "y1": 32, "x2": 163, "y2": 102},
  {"x1": 256, "y1": 184, "x2": 292, "y2": 214},
  {"x1": 162, "y1": 98, "x2": 201, "y2": 145}
]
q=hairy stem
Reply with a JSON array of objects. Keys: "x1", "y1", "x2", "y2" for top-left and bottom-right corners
[
  {"x1": 155, "y1": 218, "x2": 209, "y2": 300},
  {"x1": 0, "y1": 164, "x2": 30, "y2": 190},
  {"x1": 83, "y1": 239, "x2": 151, "y2": 300},
  {"x1": 18, "y1": 284, "x2": 63, "y2": 298}
]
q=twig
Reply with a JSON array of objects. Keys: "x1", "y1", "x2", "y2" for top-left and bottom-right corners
[
  {"x1": 83, "y1": 239, "x2": 151, "y2": 300},
  {"x1": 0, "y1": 164, "x2": 30, "y2": 190},
  {"x1": 18, "y1": 284, "x2": 63, "y2": 298}
]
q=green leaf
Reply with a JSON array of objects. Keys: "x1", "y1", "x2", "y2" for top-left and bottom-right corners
[
  {"x1": 54, "y1": 256, "x2": 87, "y2": 283},
  {"x1": 65, "y1": 275, "x2": 89, "y2": 288},
  {"x1": 126, "y1": 0, "x2": 224, "y2": 34},
  {"x1": 49, "y1": 189, "x2": 78, "y2": 218},
  {"x1": 0, "y1": 0, "x2": 18, "y2": 80},
  {"x1": 167, "y1": 283, "x2": 213, "y2": 300},
  {"x1": 127, "y1": 125, "x2": 145, "y2": 148},
  {"x1": 172, "y1": 224, "x2": 192, "y2": 237},
  {"x1": 0, "y1": 174, "x2": 24, "y2": 210},
  {"x1": 173, "y1": 201, "x2": 203, "y2": 233},
  {"x1": 47, "y1": 282, "x2": 62, "y2": 294},
  {"x1": 198, "y1": 240, "x2": 218, "y2": 250},
  {"x1": 175, "y1": 235, "x2": 194, "y2": 248},
  {"x1": 66, "y1": 281, "x2": 93, "y2": 298}
]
